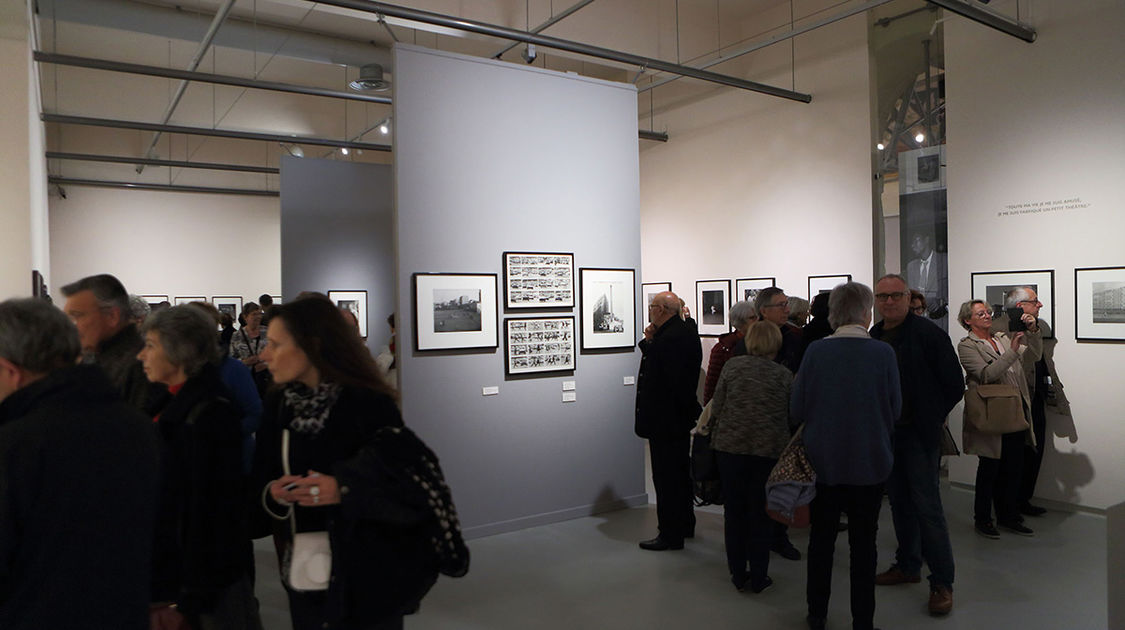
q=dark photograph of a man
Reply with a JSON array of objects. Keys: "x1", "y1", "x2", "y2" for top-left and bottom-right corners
[
  {"x1": 433, "y1": 289, "x2": 482, "y2": 332},
  {"x1": 701, "y1": 290, "x2": 725, "y2": 325}
]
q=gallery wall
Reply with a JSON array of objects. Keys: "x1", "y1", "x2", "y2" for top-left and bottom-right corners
[
  {"x1": 49, "y1": 186, "x2": 280, "y2": 303},
  {"x1": 944, "y1": 0, "x2": 1125, "y2": 510},
  {"x1": 394, "y1": 44, "x2": 646, "y2": 537},
  {"x1": 279, "y1": 157, "x2": 394, "y2": 357}
]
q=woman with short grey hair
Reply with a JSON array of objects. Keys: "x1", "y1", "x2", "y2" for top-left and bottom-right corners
[{"x1": 137, "y1": 306, "x2": 258, "y2": 629}]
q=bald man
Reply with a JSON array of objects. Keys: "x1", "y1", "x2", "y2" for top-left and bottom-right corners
[{"x1": 635, "y1": 291, "x2": 702, "y2": 551}]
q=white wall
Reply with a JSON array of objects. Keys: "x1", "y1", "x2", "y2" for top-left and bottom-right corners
[
  {"x1": 944, "y1": 0, "x2": 1125, "y2": 510},
  {"x1": 49, "y1": 186, "x2": 280, "y2": 302}
]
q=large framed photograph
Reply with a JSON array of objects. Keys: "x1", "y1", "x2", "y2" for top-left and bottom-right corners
[
  {"x1": 503, "y1": 251, "x2": 574, "y2": 309},
  {"x1": 808, "y1": 274, "x2": 852, "y2": 298},
  {"x1": 505, "y1": 316, "x2": 576, "y2": 376},
  {"x1": 328, "y1": 290, "x2": 368, "y2": 338},
  {"x1": 174, "y1": 296, "x2": 205, "y2": 306},
  {"x1": 641, "y1": 282, "x2": 672, "y2": 309},
  {"x1": 696, "y1": 279, "x2": 732, "y2": 336},
  {"x1": 211, "y1": 296, "x2": 243, "y2": 321},
  {"x1": 735, "y1": 277, "x2": 776, "y2": 303},
  {"x1": 1075, "y1": 267, "x2": 1125, "y2": 342},
  {"x1": 970, "y1": 270, "x2": 1054, "y2": 336},
  {"x1": 413, "y1": 273, "x2": 498, "y2": 351},
  {"x1": 579, "y1": 267, "x2": 636, "y2": 350}
]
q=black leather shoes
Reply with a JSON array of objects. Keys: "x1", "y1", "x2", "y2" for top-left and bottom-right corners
[
  {"x1": 772, "y1": 540, "x2": 801, "y2": 561},
  {"x1": 1020, "y1": 503, "x2": 1047, "y2": 517},
  {"x1": 639, "y1": 536, "x2": 684, "y2": 551}
]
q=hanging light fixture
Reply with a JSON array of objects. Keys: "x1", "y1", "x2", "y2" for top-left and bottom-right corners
[{"x1": 349, "y1": 64, "x2": 391, "y2": 92}]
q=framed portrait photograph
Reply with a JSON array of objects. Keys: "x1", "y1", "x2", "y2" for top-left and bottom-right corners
[
  {"x1": 695, "y1": 279, "x2": 732, "y2": 336},
  {"x1": 1074, "y1": 267, "x2": 1125, "y2": 342},
  {"x1": 503, "y1": 251, "x2": 575, "y2": 309},
  {"x1": 328, "y1": 290, "x2": 368, "y2": 338},
  {"x1": 210, "y1": 296, "x2": 244, "y2": 321},
  {"x1": 970, "y1": 269, "x2": 1055, "y2": 336},
  {"x1": 641, "y1": 282, "x2": 672, "y2": 309},
  {"x1": 808, "y1": 274, "x2": 852, "y2": 299},
  {"x1": 504, "y1": 316, "x2": 576, "y2": 376},
  {"x1": 579, "y1": 267, "x2": 636, "y2": 351},
  {"x1": 413, "y1": 273, "x2": 498, "y2": 351},
  {"x1": 735, "y1": 277, "x2": 776, "y2": 304},
  {"x1": 174, "y1": 296, "x2": 205, "y2": 306},
  {"x1": 141, "y1": 295, "x2": 169, "y2": 307}
]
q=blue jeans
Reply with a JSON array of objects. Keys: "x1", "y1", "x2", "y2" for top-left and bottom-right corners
[{"x1": 886, "y1": 424, "x2": 955, "y2": 589}]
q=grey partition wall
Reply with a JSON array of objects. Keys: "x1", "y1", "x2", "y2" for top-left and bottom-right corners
[
  {"x1": 394, "y1": 44, "x2": 645, "y2": 538},
  {"x1": 279, "y1": 156, "x2": 394, "y2": 357}
]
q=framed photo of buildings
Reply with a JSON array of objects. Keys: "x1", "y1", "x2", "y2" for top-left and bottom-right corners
[
  {"x1": 211, "y1": 296, "x2": 244, "y2": 321},
  {"x1": 970, "y1": 269, "x2": 1055, "y2": 335},
  {"x1": 504, "y1": 316, "x2": 576, "y2": 375},
  {"x1": 695, "y1": 279, "x2": 731, "y2": 336},
  {"x1": 1074, "y1": 266, "x2": 1125, "y2": 342},
  {"x1": 503, "y1": 251, "x2": 574, "y2": 309},
  {"x1": 808, "y1": 274, "x2": 852, "y2": 299},
  {"x1": 641, "y1": 282, "x2": 672, "y2": 309},
  {"x1": 579, "y1": 267, "x2": 635, "y2": 350},
  {"x1": 413, "y1": 273, "x2": 498, "y2": 351},
  {"x1": 735, "y1": 277, "x2": 775, "y2": 304},
  {"x1": 328, "y1": 290, "x2": 368, "y2": 338}
]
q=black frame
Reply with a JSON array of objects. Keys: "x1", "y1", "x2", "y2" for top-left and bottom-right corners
[
  {"x1": 502, "y1": 251, "x2": 575, "y2": 310},
  {"x1": 327, "y1": 290, "x2": 369, "y2": 338},
  {"x1": 578, "y1": 267, "x2": 636, "y2": 351},
  {"x1": 807, "y1": 274, "x2": 852, "y2": 299},
  {"x1": 412, "y1": 272, "x2": 499, "y2": 352},
  {"x1": 641, "y1": 282, "x2": 672, "y2": 308},
  {"x1": 211, "y1": 296, "x2": 244, "y2": 322},
  {"x1": 504, "y1": 315, "x2": 577, "y2": 376},
  {"x1": 734, "y1": 277, "x2": 776, "y2": 303},
  {"x1": 970, "y1": 269, "x2": 1055, "y2": 338},
  {"x1": 1074, "y1": 266, "x2": 1125, "y2": 342},
  {"x1": 695, "y1": 279, "x2": 732, "y2": 337},
  {"x1": 174, "y1": 296, "x2": 206, "y2": 306}
]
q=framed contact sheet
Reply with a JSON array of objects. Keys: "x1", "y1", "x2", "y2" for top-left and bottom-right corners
[
  {"x1": 503, "y1": 251, "x2": 574, "y2": 309},
  {"x1": 504, "y1": 316, "x2": 576, "y2": 375}
]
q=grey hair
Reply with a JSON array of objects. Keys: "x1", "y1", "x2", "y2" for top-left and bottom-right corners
[
  {"x1": 0, "y1": 298, "x2": 81, "y2": 373},
  {"x1": 140, "y1": 306, "x2": 218, "y2": 377},
  {"x1": 753, "y1": 287, "x2": 786, "y2": 315},
  {"x1": 60, "y1": 274, "x2": 130, "y2": 318},
  {"x1": 1004, "y1": 287, "x2": 1033, "y2": 308},
  {"x1": 787, "y1": 296, "x2": 809, "y2": 320},
  {"x1": 728, "y1": 300, "x2": 758, "y2": 330},
  {"x1": 958, "y1": 299, "x2": 989, "y2": 331},
  {"x1": 828, "y1": 282, "x2": 874, "y2": 329},
  {"x1": 128, "y1": 294, "x2": 151, "y2": 321},
  {"x1": 877, "y1": 273, "x2": 908, "y2": 288}
]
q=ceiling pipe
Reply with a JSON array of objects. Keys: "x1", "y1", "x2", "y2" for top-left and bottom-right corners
[
  {"x1": 640, "y1": 0, "x2": 895, "y2": 94},
  {"x1": 312, "y1": 0, "x2": 811, "y2": 103},
  {"x1": 491, "y1": 0, "x2": 595, "y2": 59},
  {"x1": 639, "y1": 130, "x2": 668, "y2": 142},
  {"x1": 48, "y1": 176, "x2": 278, "y2": 197},
  {"x1": 33, "y1": 52, "x2": 392, "y2": 104},
  {"x1": 46, "y1": 151, "x2": 279, "y2": 174},
  {"x1": 137, "y1": 0, "x2": 237, "y2": 173},
  {"x1": 42, "y1": 113, "x2": 393, "y2": 151},
  {"x1": 926, "y1": 0, "x2": 1036, "y2": 42}
]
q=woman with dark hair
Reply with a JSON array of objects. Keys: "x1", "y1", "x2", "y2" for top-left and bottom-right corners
[
  {"x1": 230, "y1": 302, "x2": 270, "y2": 396},
  {"x1": 255, "y1": 296, "x2": 467, "y2": 630},
  {"x1": 137, "y1": 306, "x2": 257, "y2": 629}
]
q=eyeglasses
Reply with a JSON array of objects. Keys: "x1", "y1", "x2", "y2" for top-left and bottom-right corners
[
  {"x1": 874, "y1": 292, "x2": 907, "y2": 301},
  {"x1": 1018, "y1": 300, "x2": 1043, "y2": 306},
  {"x1": 761, "y1": 302, "x2": 788, "y2": 309}
]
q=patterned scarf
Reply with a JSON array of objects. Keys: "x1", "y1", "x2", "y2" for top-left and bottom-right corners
[{"x1": 282, "y1": 381, "x2": 342, "y2": 435}]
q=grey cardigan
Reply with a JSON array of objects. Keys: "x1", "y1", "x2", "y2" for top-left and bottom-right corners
[{"x1": 709, "y1": 355, "x2": 793, "y2": 458}]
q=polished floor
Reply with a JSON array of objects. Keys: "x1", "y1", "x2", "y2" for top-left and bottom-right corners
[{"x1": 254, "y1": 485, "x2": 1107, "y2": 629}]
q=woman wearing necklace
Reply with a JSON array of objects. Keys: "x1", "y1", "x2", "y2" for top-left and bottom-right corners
[{"x1": 230, "y1": 302, "x2": 270, "y2": 396}]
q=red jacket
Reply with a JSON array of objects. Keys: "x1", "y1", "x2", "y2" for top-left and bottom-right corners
[{"x1": 703, "y1": 330, "x2": 744, "y2": 404}]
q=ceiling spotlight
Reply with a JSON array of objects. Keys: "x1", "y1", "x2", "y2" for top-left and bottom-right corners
[
  {"x1": 915, "y1": 132, "x2": 925, "y2": 143},
  {"x1": 280, "y1": 143, "x2": 304, "y2": 158},
  {"x1": 340, "y1": 147, "x2": 349, "y2": 155},
  {"x1": 379, "y1": 118, "x2": 391, "y2": 134},
  {"x1": 876, "y1": 143, "x2": 885, "y2": 151},
  {"x1": 349, "y1": 64, "x2": 391, "y2": 92}
]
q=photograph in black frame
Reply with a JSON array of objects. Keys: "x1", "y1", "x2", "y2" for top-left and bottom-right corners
[
  {"x1": 735, "y1": 277, "x2": 775, "y2": 303},
  {"x1": 504, "y1": 316, "x2": 576, "y2": 376},
  {"x1": 695, "y1": 279, "x2": 732, "y2": 337},
  {"x1": 970, "y1": 270, "x2": 1055, "y2": 338},
  {"x1": 413, "y1": 273, "x2": 499, "y2": 351},
  {"x1": 211, "y1": 296, "x2": 244, "y2": 323},
  {"x1": 1074, "y1": 266, "x2": 1125, "y2": 342},
  {"x1": 579, "y1": 267, "x2": 636, "y2": 351},
  {"x1": 807, "y1": 274, "x2": 852, "y2": 299},
  {"x1": 502, "y1": 251, "x2": 575, "y2": 309},
  {"x1": 327, "y1": 290, "x2": 368, "y2": 338},
  {"x1": 641, "y1": 282, "x2": 672, "y2": 309}
]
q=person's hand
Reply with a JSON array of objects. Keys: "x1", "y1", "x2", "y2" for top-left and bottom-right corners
[
  {"x1": 681, "y1": 305, "x2": 691, "y2": 318},
  {"x1": 643, "y1": 323, "x2": 656, "y2": 341},
  {"x1": 269, "y1": 474, "x2": 303, "y2": 504},
  {"x1": 273, "y1": 471, "x2": 341, "y2": 507},
  {"x1": 1010, "y1": 331, "x2": 1025, "y2": 351},
  {"x1": 1021, "y1": 313, "x2": 1038, "y2": 332}
]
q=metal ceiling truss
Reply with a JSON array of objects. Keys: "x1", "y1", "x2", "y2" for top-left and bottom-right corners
[
  {"x1": 45, "y1": 151, "x2": 279, "y2": 174},
  {"x1": 926, "y1": 0, "x2": 1036, "y2": 43},
  {"x1": 48, "y1": 176, "x2": 278, "y2": 196}
]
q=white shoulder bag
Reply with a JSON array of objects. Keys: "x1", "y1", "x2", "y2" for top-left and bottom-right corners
[{"x1": 280, "y1": 429, "x2": 332, "y2": 591}]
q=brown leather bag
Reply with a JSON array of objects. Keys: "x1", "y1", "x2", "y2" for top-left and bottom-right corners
[{"x1": 964, "y1": 384, "x2": 1028, "y2": 434}]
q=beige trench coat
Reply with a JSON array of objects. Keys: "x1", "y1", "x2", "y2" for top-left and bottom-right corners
[{"x1": 957, "y1": 330, "x2": 1040, "y2": 459}]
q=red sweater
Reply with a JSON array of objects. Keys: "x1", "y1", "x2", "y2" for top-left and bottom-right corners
[{"x1": 703, "y1": 330, "x2": 744, "y2": 404}]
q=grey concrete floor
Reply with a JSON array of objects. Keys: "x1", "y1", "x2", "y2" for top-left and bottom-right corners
[{"x1": 255, "y1": 485, "x2": 1107, "y2": 629}]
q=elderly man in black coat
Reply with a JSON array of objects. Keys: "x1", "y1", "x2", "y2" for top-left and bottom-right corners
[
  {"x1": 635, "y1": 291, "x2": 702, "y2": 551},
  {"x1": 0, "y1": 298, "x2": 159, "y2": 630}
]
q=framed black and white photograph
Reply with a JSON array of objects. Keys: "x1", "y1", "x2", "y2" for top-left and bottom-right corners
[
  {"x1": 735, "y1": 277, "x2": 776, "y2": 304},
  {"x1": 696, "y1": 279, "x2": 732, "y2": 336},
  {"x1": 808, "y1": 274, "x2": 852, "y2": 298},
  {"x1": 174, "y1": 296, "x2": 205, "y2": 306},
  {"x1": 504, "y1": 316, "x2": 576, "y2": 376},
  {"x1": 579, "y1": 267, "x2": 636, "y2": 350},
  {"x1": 328, "y1": 290, "x2": 368, "y2": 338},
  {"x1": 503, "y1": 251, "x2": 574, "y2": 309},
  {"x1": 270, "y1": 295, "x2": 282, "y2": 305},
  {"x1": 413, "y1": 273, "x2": 498, "y2": 351},
  {"x1": 142, "y1": 295, "x2": 169, "y2": 307},
  {"x1": 211, "y1": 296, "x2": 243, "y2": 321},
  {"x1": 642, "y1": 282, "x2": 672, "y2": 309},
  {"x1": 970, "y1": 269, "x2": 1055, "y2": 336},
  {"x1": 1075, "y1": 267, "x2": 1125, "y2": 342}
]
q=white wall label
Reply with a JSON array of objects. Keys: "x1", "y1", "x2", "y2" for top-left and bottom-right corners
[
  {"x1": 562, "y1": 381, "x2": 576, "y2": 391},
  {"x1": 562, "y1": 392, "x2": 577, "y2": 402},
  {"x1": 482, "y1": 386, "x2": 499, "y2": 396},
  {"x1": 623, "y1": 376, "x2": 635, "y2": 385}
]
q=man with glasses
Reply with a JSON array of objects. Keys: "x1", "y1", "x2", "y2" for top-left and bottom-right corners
[
  {"x1": 996, "y1": 287, "x2": 1070, "y2": 517},
  {"x1": 869, "y1": 274, "x2": 964, "y2": 616},
  {"x1": 635, "y1": 292, "x2": 702, "y2": 551}
]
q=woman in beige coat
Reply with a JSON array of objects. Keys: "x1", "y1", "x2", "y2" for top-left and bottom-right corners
[{"x1": 956, "y1": 299, "x2": 1041, "y2": 539}]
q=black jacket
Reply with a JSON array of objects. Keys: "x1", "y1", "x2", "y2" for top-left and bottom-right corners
[
  {"x1": 635, "y1": 316, "x2": 703, "y2": 439},
  {"x1": 870, "y1": 313, "x2": 965, "y2": 447},
  {"x1": 94, "y1": 324, "x2": 168, "y2": 415},
  {"x1": 0, "y1": 366, "x2": 159, "y2": 630},
  {"x1": 150, "y1": 364, "x2": 249, "y2": 609}
]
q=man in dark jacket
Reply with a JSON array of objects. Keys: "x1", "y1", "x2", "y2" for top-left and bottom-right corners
[
  {"x1": 61, "y1": 273, "x2": 166, "y2": 414},
  {"x1": 0, "y1": 298, "x2": 159, "y2": 630},
  {"x1": 869, "y1": 274, "x2": 965, "y2": 616},
  {"x1": 635, "y1": 291, "x2": 702, "y2": 551}
]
